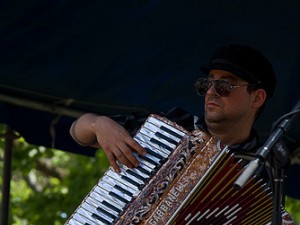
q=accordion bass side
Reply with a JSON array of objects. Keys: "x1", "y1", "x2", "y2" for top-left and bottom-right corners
[{"x1": 65, "y1": 114, "x2": 273, "y2": 225}]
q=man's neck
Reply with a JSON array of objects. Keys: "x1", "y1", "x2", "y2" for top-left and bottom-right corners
[{"x1": 206, "y1": 121, "x2": 252, "y2": 146}]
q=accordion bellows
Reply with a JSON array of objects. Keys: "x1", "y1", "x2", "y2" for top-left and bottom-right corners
[{"x1": 65, "y1": 114, "x2": 273, "y2": 225}]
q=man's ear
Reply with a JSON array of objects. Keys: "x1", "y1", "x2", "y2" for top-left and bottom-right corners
[{"x1": 252, "y1": 89, "x2": 267, "y2": 109}]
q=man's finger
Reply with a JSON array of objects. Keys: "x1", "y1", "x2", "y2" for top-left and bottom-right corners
[
  {"x1": 117, "y1": 142, "x2": 140, "y2": 167},
  {"x1": 125, "y1": 137, "x2": 147, "y2": 156},
  {"x1": 105, "y1": 150, "x2": 121, "y2": 173}
]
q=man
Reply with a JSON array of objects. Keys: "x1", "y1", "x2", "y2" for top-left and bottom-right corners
[
  {"x1": 70, "y1": 44, "x2": 274, "y2": 173},
  {"x1": 69, "y1": 44, "x2": 294, "y2": 223}
]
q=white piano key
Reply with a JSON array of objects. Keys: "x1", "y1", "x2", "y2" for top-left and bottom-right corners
[
  {"x1": 70, "y1": 212, "x2": 98, "y2": 225},
  {"x1": 135, "y1": 164, "x2": 152, "y2": 176},
  {"x1": 140, "y1": 128, "x2": 176, "y2": 150},
  {"x1": 119, "y1": 168, "x2": 145, "y2": 185},
  {"x1": 135, "y1": 132, "x2": 172, "y2": 155},
  {"x1": 76, "y1": 207, "x2": 106, "y2": 225},
  {"x1": 101, "y1": 175, "x2": 139, "y2": 196},
  {"x1": 99, "y1": 181, "x2": 133, "y2": 202},
  {"x1": 135, "y1": 152, "x2": 160, "y2": 166},
  {"x1": 135, "y1": 154, "x2": 157, "y2": 170},
  {"x1": 93, "y1": 185, "x2": 127, "y2": 209},
  {"x1": 118, "y1": 167, "x2": 144, "y2": 188},
  {"x1": 143, "y1": 122, "x2": 182, "y2": 143},
  {"x1": 89, "y1": 191, "x2": 123, "y2": 213},
  {"x1": 120, "y1": 164, "x2": 150, "y2": 180},
  {"x1": 85, "y1": 196, "x2": 119, "y2": 219},
  {"x1": 134, "y1": 134, "x2": 169, "y2": 157},
  {"x1": 143, "y1": 152, "x2": 161, "y2": 164},
  {"x1": 66, "y1": 218, "x2": 83, "y2": 225},
  {"x1": 106, "y1": 170, "x2": 140, "y2": 191},
  {"x1": 81, "y1": 201, "x2": 114, "y2": 224},
  {"x1": 147, "y1": 117, "x2": 186, "y2": 137},
  {"x1": 136, "y1": 140, "x2": 168, "y2": 159}
]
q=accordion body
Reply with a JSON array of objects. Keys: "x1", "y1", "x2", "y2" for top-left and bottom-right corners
[{"x1": 65, "y1": 114, "x2": 273, "y2": 225}]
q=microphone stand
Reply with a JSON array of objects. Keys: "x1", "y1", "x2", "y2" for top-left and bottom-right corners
[
  {"x1": 271, "y1": 141, "x2": 290, "y2": 225},
  {"x1": 234, "y1": 99, "x2": 300, "y2": 225}
]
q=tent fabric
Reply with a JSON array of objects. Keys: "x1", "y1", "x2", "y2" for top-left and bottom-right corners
[{"x1": 0, "y1": 0, "x2": 299, "y2": 196}]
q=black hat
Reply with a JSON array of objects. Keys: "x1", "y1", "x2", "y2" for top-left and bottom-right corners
[{"x1": 200, "y1": 44, "x2": 276, "y2": 98}]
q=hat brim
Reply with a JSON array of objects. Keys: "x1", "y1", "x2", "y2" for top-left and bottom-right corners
[{"x1": 200, "y1": 59, "x2": 259, "y2": 84}]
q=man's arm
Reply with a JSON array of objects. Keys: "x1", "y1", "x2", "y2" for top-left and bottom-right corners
[{"x1": 69, "y1": 113, "x2": 146, "y2": 172}]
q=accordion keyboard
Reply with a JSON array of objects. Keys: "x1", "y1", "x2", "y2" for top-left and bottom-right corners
[{"x1": 65, "y1": 115, "x2": 188, "y2": 225}]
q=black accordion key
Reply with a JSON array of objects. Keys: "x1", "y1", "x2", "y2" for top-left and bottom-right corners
[{"x1": 114, "y1": 184, "x2": 133, "y2": 197}]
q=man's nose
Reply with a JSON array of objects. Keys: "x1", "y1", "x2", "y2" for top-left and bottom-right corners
[{"x1": 206, "y1": 84, "x2": 218, "y2": 95}]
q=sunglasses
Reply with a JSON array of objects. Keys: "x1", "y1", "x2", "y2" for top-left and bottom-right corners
[{"x1": 195, "y1": 78, "x2": 251, "y2": 97}]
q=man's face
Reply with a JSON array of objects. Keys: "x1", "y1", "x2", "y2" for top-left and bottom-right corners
[{"x1": 204, "y1": 69, "x2": 256, "y2": 126}]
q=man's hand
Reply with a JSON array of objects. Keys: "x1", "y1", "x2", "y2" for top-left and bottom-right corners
[{"x1": 91, "y1": 116, "x2": 147, "y2": 173}]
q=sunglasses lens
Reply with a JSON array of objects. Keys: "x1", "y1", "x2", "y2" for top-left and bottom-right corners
[
  {"x1": 195, "y1": 79, "x2": 232, "y2": 97},
  {"x1": 195, "y1": 78, "x2": 210, "y2": 96},
  {"x1": 215, "y1": 80, "x2": 231, "y2": 97}
]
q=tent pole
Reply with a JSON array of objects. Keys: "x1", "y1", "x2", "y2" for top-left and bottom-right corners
[
  {"x1": 0, "y1": 93, "x2": 84, "y2": 118},
  {"x1": 0, "y1": 92, "x2": 149, "y2": 118},
  {"x1": 0, "y1": 126, "x2": 15, "y2": 225}
]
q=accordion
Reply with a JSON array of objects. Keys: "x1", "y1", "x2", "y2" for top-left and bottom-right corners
[{"x1": 65, "y1": 114, "x2": 273, "y2": 225}]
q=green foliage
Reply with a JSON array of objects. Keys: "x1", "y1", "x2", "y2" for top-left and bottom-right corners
[
  {"x1": 286, "y1": 196, "x2": 300, "y2": 224},
  {"x1": 0, "y1": 124, "x2": 299, "y2": 224},
  {"x1": 0, "y1": 124, "x2": 109, "y2": 225}
]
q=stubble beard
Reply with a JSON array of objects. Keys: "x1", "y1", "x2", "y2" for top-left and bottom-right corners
[
  {"x1": 205, "y1": 108, "x2": 247, "y2": 130},
  {"x1": 204, "y1": 107, "x2": 242, "y2": 132},
  {"x1": 204, "y1": 105, "x2": 227, "y2": 124}
]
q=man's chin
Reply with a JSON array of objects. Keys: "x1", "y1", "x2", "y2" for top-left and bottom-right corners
[{"x1": 205, "y1": 114, "x2": 223, "y2": 124}]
